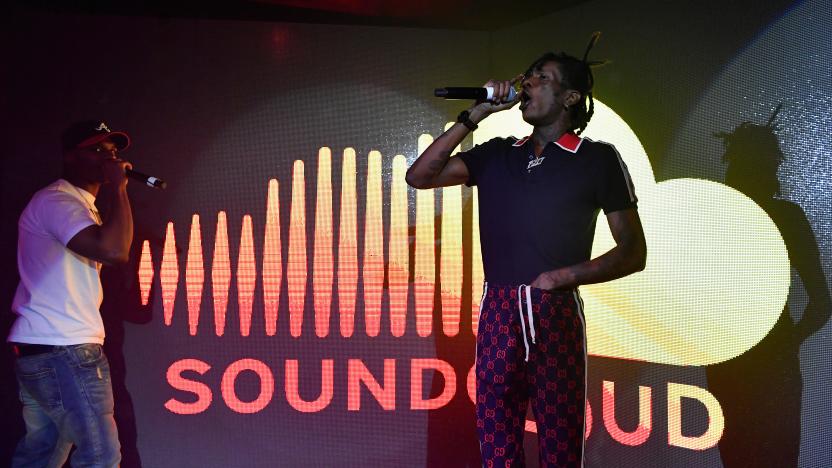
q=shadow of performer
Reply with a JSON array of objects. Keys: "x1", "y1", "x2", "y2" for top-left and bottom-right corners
[
  {"x1": 706, "y1": 105, "x2": 831, "y2": 467},
  {"x1": 423, "y1": 190, "x2": 482, "y2": 468},
  {"x1": 97, "y1": 195, "x2": 157, "y2": 468}
]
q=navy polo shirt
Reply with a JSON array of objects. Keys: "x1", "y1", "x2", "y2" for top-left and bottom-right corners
[{"x1": 458, "y1": 132, "x2": 637, "y2": 284}]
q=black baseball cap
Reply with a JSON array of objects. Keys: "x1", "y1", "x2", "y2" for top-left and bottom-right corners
[{"x1": 61, "y1": 120, "x2": 131, "y2": 151}]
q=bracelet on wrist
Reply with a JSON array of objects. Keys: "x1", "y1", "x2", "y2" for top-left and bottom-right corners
[{"x1": 456, "y1": 110, "x2": 478, "y2": 131}]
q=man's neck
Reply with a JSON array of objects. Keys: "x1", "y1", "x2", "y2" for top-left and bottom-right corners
[{"x1": 531, "y1": 119, "x2": 572, "y2": 155}]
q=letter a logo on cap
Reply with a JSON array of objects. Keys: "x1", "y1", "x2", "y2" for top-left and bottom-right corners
[{"x1": 96, "y1": 122, "x2": 111, "y2": 132}]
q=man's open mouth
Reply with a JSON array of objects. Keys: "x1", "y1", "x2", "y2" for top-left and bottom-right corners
[{"x1": 519, "y1": 91, "x2": 531, "y2": 111}]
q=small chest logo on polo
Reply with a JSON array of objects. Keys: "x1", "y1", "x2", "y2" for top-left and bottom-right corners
[{"x1": 527, "y1": 156, "x2": 545, "y2": 171}]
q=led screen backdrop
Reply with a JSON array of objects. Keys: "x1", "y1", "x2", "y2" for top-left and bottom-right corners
[{"x1": 2, "y1": 1, "x2": 830, "y2": 466}]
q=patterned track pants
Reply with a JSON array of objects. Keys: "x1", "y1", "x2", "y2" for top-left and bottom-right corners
[{"x1": 475, "y1": 284, "x2": 587, "y2": 468}]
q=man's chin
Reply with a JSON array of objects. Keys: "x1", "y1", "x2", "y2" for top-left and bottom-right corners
[{"x1": 522, "y1": 112, "x2": 544, "y2": 126}]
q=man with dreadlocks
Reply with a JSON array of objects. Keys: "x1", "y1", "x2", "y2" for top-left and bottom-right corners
[{"x1": 407, "y1": 33, "x2": 646, "y2": 467}]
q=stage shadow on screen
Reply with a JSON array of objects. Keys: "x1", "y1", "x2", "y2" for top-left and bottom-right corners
[
  {"x1": 417, "y1": 192, "x2": 482, "y2": 468},
  {"x1": 705, "y1": 106, "x2": 831, "y2": 468},
  {"x1": 95, "y1": 196, "x2": 159, "y2": 468}
]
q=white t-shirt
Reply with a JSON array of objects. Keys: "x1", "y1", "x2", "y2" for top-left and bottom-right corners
[{"x1": 9, "y1": 179, "x2": 105, "y2": 345}]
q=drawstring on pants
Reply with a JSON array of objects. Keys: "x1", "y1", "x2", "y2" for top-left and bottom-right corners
[{"x1": 517, "y1": 284, "x2": 536, "y2": 361}]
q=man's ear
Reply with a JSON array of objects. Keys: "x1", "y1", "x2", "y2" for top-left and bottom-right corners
[{"x1": 564, "y1": 89, "x2": 581, "y2": 108}]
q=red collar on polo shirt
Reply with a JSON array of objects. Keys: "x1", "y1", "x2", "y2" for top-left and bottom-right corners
[{"x1": 511, "y1": 132, "x2": 584, "y2": 153}]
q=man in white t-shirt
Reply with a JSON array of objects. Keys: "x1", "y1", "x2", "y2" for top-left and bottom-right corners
[{"x1": 9, "y1": 120, "x2": 134, "y2": 468}]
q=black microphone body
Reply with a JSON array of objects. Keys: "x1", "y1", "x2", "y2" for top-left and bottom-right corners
[
  {"x1": 126, "y1": 169, "x2": 167, "y2": 189},
  {"x1": 434, "y1": 86, "x2": 517, "y2": 101}
]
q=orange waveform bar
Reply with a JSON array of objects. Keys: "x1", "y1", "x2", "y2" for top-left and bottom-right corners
[
  {"x1": 440, "y1": 123, "x2": 463, "y2": 337},
  {"x1": 161, "y1": 222, "x2": 179, "y2": 326},
  {"x1": 288, "y1": 160, "x2": 308, "y2": 338},
  {"x1": 388, "y1": 155, "x2": 409, "y2": 337},
  {"x1": 185, "y1": 215, "x2": 204, "y2": 336},
  {"x1": 212, "y1": 211, "x2": 231, "y2": 336},
  {"x1": 414, "y1": 134, "x2": 436, "y2": 337},
  {"x1": 441, "y1": 186, "x2": 462, "y2": 337},
  {"x1": 138, "y1": 240, "x2": 153, "y2": 306},
  {"x1": 471, "y1": 187, "x2": 483, "y2": 335},
  {"x1": 363, "y1": 150, "x2": 384, "y2": 337},
  {"x1": 263, "y1": 180, "x2": 282, "y2": 336},
  {"x1": 338, "y1": 148, "x2": 358, "y2": 337},
  {"x1": 313, "y1": 148, "x2": 334, "y2": 338},
  {"x1": 238, "y1": 215, "x2": 256, "y2": 336}
]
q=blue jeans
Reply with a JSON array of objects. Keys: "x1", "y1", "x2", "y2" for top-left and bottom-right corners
[{"x1": 12, "y1": 343, "x2": 121, "y2": 468}]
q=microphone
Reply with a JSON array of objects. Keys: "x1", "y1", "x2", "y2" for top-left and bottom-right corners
[
  {"x1": 434, "y1": 86, "x2": 518, "y2": 101},
  {"x1": 127, "y1": 169, "x2": 167, "y2": 189}
]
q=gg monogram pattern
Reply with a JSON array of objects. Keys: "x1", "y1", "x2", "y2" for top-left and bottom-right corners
[{"x1": 475, "y1": 285, "x2": 586, "y2": 467}]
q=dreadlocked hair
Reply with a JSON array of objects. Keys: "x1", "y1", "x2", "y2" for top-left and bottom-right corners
[{"x1": 525, "y1": 31, "x2": 607, "y2": 134}]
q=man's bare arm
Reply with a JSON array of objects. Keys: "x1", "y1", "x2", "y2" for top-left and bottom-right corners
[
  {"x1": 405, "y1": 77, "x2": 520, "y2": 189},
  {"x1": 531, "y1": 208, "x2": 646, "y2": 290},
  {"x1": 67, "y1": 160, "x2": 134, "y2": 265},
  {"x1": 405, "y1": 125, "x2": 473, "y2": 189}
]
